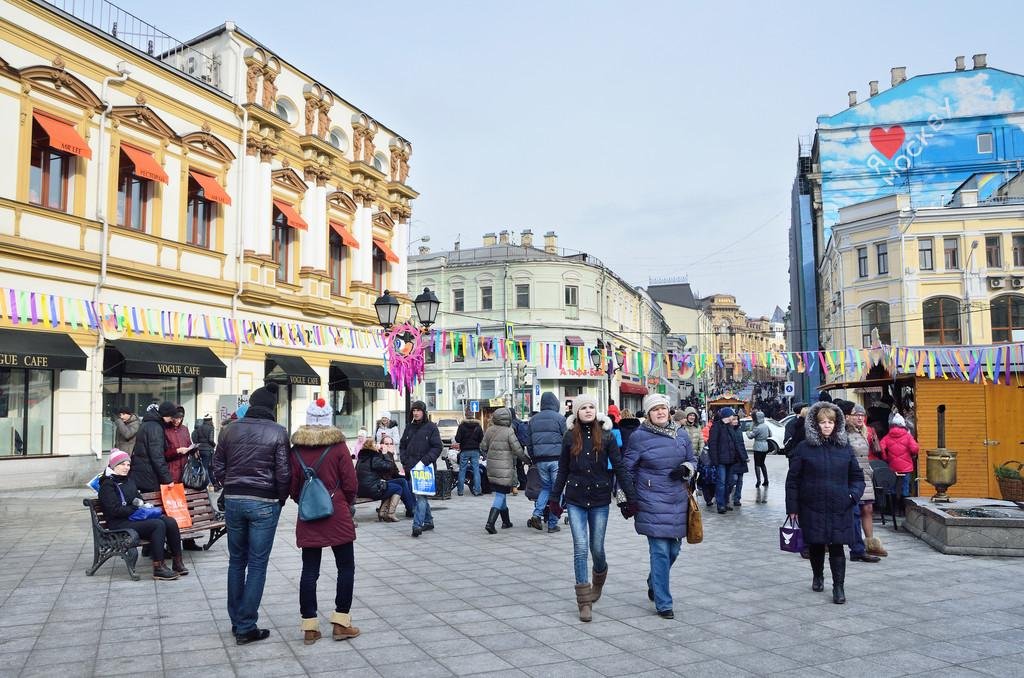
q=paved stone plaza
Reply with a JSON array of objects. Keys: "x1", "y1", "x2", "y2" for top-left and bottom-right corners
[{"x1": 1, "y1": 456, "x2": 1024, "y2": 678}]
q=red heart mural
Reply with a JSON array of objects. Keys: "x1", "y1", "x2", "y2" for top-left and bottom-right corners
[{"x1": 869, "y1": 126, "x2": 905, "y2": 159}]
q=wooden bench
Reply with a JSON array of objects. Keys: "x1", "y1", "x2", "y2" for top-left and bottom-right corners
[{"x1": 84, "y1": 487, "x2": 226, "y2": 580}]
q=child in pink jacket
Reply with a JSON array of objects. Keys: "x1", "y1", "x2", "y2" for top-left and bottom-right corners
[{"x1": 880, "y1": 414, "x2": 919, "y2": 496}]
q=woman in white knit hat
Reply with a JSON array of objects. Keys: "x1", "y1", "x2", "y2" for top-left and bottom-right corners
[{"x1": 548, "y1": 394, "x2": 636, "y2": 622}]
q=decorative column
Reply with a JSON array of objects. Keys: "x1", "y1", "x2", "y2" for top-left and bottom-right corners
[
  {"x1": 256, "y1": 143, "x2": 274, "y2": 257},
  {"x1": 352, "y1": 188, "x2": 374, "y2": 282},
  {"x1": 241, "y1": 138, "x2": 261, "y2": 253},
  {"x1": 301, "y1": 167, "x2": 324, "y2": 271},
  {"x1": 391, "y1": 216, "x2": 409, "y2": 294}
]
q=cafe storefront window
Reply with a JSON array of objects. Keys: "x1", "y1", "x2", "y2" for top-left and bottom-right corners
[
  {"x1": 0, "y1": 328, "x2": 88, "y2": 457},
  {"x1": 101, "y1": 375, "x2": 197, "y2": 450},
  {"x1": 329, "y1": 360, "x2": 392, "y2": 440},
  {"x1": 265, "y1": 354, "x2": 322, "y2": 434}
]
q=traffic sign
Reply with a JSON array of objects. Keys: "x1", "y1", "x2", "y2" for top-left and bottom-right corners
[
  {"x1": 783, "y1": 381, "x2": 795, "y2": 396},
  {"x1": 469, "y1": 400, "x2": 480, "y2": 413}
]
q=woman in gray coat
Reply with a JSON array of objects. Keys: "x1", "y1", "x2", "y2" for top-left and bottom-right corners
[
  {"x1": 480, "y1": 408, "x2": 528, "y2": 534},
  {"x1": 745, "y1": 410, "x2": 770, "y2": 491}
]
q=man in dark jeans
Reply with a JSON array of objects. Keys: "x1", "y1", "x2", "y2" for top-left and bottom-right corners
[
  {"x1": 527, "y1": 392, "x2": 567, "y2": 533},
  {"x1": 213, "y1": 383, "x2": 291, "y2": 645},
  {"x1": 400, "y1": 400, "x2": 443, "y2": 538}
]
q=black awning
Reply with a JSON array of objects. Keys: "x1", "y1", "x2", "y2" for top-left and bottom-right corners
[
  {"x1": 329, "y1": 360, "x2": 392, "y2": 390},
  {"x1": 105, "y1": 340, "x2": 226, "y2": 378},
  {"x1": 0, "y1": 327, "x2": 87, "y2": 370},
  {"x1": 266, "y1": 354, "x2": 321, "y2": 386}
]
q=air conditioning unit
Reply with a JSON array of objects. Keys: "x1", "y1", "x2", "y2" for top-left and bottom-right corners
[
  {"x1": 1012, "y1": 277, "x2": 1024, "y2": 289},
  {"x1": 453, "y1": 380, "x2": 468, "y2": 400},
  {"x1": 990, "y1": 277, "x2": 1006, "y2": 289}
]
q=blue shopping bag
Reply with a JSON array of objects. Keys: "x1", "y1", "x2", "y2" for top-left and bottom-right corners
[{"x1": 410, "y1": 461, "x2": 436, "y2": 495}]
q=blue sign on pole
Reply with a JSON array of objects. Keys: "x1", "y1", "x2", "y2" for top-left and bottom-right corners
[
  {"x1": 534, "y1": 383, "x2": 541, "y2": 398},
  {"x1": 469, "y1": 400, "x2": 480, "y2": 414}
]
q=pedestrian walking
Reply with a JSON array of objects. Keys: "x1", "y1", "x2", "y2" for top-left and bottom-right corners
[
  {"x1": 622, "y1": 394, "x2": 694, "y2": 619},
  {"x1": 130, "y1": 400, "x2": 176, "y2": 493},
  {"x1": 481, "y1": 407, "x2": 529, "y2": 534},
  {"x1": 98, "y1": 449, "x2": 185, "y2": 580},
  {"x1": 112, "y1": 406, "x2": 141, "y2": 455},
  {"x1": 785, "y1": 401, "x2": 865, "y2": 605},
  {"x1": 729, "y1": 415, "x2": 750, "y2": 506},
  {"x1": 213, "y1": 382, "x2": 291, "y2": 645},
  {"x1": 290, "y1": 399, "x2": 360, "y2": 644},
  {"x1": 746, "y1": 410, "x2": 770, "y2": 490},
  {"x1": 843, "y1": 402, "x2": 884, "y2": 561},
  {"x1": 527, "y1": 392, "x2": 567, "y2": 532},
  {"x1": 453, "y1": 417, "x2": 483, "y2": 496},
  {"x1": 192, "y1": 413, "x2": 217, "y2": 489},
  {"x1": 708, "y1": 407, "x2": 744, "y2": 514},
  {"x1": 399, "y1": 400, "x2": 442, "y2": 538},
  {"x1": 549, "y1": 395, "x2": 634, "y2": 622}
]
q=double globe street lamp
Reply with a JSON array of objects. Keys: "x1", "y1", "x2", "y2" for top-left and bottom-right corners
[{"x1": 374, "y1": 287, "x2": 441, "y2": 425}]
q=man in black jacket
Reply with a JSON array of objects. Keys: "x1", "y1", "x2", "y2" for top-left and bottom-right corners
[
  {"x1": 130, "y1": 401, "x2": 176, "y2": 492},
  {"x1": 453, "y1": 418, "x2": 483, "y2": 496},
  {"x1": 213, "y1": 383, "x2": 291, "y2": 645},
  {"x1": 708, "y1": 407, "x2": 744, "y2": 514},
  {"x1": 399, "y1": 400, "x2": 442, "y2": 537}
]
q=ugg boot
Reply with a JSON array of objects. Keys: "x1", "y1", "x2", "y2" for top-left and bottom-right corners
[
  {"x1": 866, "y1": 536, "x2": 888, "y2": 557},
  {"x1": 574, "y1": 584, "x2": 594, "y2": 622},
  {"x1": 829, "y1": 554, "x2": 846, "y2": 604},
  {"x1": 377, "y1": 500, "x2": 388, "y2": 522},
  {"x1": 301, "y1": 617, "x2": 321, "y2": 645},
  {"x1": 591, "y1": 567, "x2": 608, "y2": 604},
  {"x1": 171, "y1": 554, "x2": 190, "y2": 576},
  {"x1": 499, "y1": 507, "x2": 513, "y2": 529},
  {"x1": 330, "y1": 612, "x2": 360, "y2": 640},
  {"x1": 152, "y1": 560, "x2": 178, "y2": 581},
  {"x1": 385, "y1": 495, "x2": 402, "y2": 522},
  {"x1": 484, "y1": 507, "x2": 500, "y2": 535}
]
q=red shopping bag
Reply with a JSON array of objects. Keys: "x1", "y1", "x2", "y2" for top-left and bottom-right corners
[{"x1": 160, "y1": 483, "x2": 193, "y2": 529}]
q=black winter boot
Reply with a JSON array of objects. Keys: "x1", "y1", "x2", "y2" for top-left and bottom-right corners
[
  {"x1": 499, "y1": 508, "x2": 513, "y2": 529},
  {"x1": 829, "y1": 553, "x2": 846, "y2": 604},
  {"x1": 484, "y1": 507, "x2": 500, "y2": 535},
  {"x1": 809, "y1": 548, "x2": 825, "y2": 592}
]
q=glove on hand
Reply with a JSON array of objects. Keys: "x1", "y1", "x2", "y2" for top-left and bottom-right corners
[
  {"x1": 131, "y1": 497, "x2": 144, "y2": 508},
  {"x1": 620, "y1": 502, "x2": 639, "y2": 519},
  {"x1": 547, "y1": 499, "x2": 564, "y2": 519},
  {"x1": 668, "y1": 464, "x2": 693, "y2": 482}
]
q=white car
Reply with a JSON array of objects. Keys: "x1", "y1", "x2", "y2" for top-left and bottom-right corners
[{"x1": 739, "y1": 416, "x2": 786, "y2": 454}]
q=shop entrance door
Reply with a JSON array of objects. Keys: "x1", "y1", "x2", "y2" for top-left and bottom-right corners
[{"x1": 985, "y1": 383, "x2": 1024, "y2": 499}]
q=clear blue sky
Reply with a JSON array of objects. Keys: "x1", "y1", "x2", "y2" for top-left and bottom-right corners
[{"x1": 135, "y1": 1, "x2": 1023, "y2": 318}]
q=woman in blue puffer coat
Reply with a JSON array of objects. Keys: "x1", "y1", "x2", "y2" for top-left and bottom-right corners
[{"x1": 622, "y1": 394, "x2": 697, "y2": 620}]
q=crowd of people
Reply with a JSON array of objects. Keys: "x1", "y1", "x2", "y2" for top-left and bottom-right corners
[{"x1": 96, "y1": 382, "x2": 915, "y2": 644}]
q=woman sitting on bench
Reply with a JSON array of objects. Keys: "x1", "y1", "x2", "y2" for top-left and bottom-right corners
[
  {"x1": 97, "y1": 449, "x2": 186, "y2": 581},
  {"x1": 356, "y1": 437, "x2": 415, "y2": 521}
]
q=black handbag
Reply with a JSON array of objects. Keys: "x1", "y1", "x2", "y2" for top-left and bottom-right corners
[{"x1": 181, "y1": 453, "x2": 209, "y2": 490}]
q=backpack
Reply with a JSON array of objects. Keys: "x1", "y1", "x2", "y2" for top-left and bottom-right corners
[
  {"x1": 512, "y1": 419, "x2": 530, "y2": 451},
  {"x1": 294, "y1": 447, "x2": 335, "y2": 522}
]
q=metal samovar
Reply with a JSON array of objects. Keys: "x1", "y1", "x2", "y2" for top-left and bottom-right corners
[{"x1": 926, "y1": 404, "x2": 958, "y2": 502}]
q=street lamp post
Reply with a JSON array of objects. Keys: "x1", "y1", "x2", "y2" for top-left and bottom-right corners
[
  {"x1": 374, "y1": 287, "x2": 441, "y2": 427},
  {"x1": 589, "y1": 339, "x2": 620, "y2": 407}
]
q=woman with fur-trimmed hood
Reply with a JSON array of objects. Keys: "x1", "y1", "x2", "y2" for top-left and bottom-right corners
[
  {"x1": 549, "y1": 394, "x2": 635, "y2": 623},
  {"x1": 785, "y1": 401, "x2": 865, "y2": 606},
  {"x1": 289, "y1": 399, "x2": 360, "y2": 645}
]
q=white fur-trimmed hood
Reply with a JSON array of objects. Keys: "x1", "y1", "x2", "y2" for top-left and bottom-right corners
[{"x1": 566, "y1": 413, "x2": 613, "y2": 431}]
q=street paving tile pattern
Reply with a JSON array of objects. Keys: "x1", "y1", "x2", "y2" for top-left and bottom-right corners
[{"x1": 1, "y1": 456, "x2": 1024, "y2": 677}]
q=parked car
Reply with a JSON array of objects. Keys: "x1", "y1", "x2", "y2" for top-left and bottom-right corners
[
  {"x1": 738, "y1": 416, "x2": 785, "y2": 454},
  {"x1": 434, "y1": 415, "x2": 462, "y2": 446}
]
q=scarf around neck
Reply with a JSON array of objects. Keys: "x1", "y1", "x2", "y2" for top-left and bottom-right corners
[{"x1": 641, "y1": 420, "x2": 676, "y2": 438}]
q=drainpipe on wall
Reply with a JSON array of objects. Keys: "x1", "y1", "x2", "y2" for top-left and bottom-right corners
[
  {"x1": 88, "y1": 63, "x2": 131, "y2": 459},
  {"x1": 898, "y1": 208, "x2": 918, "y2": 346}
]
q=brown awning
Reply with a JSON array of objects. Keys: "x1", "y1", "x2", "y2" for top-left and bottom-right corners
[
  {"x1": 121, "y1": 143, "x2": 168, "y2": 183},
  {"x1": 33, "y1": 111, "x2": 92, "y2": 159},
  {"x1": 565, "y1": 335, "x2": 585, "y2": 347},
  {"x1": 619, "y1": 382, "x2": 648, "y2": 396}
]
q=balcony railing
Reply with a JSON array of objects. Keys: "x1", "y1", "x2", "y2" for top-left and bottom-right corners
[{"x1": 35, "y1": 0, "x2": 223, "y2": 92}]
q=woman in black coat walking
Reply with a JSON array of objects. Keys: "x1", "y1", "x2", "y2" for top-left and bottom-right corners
[{"x1": 786, "y1": 401, "x2": 865, "y2": 604}]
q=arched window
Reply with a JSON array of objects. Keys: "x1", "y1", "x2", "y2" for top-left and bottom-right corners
[
  {"x1": 922, "y1": 296, "x2": 961, "y2": 345},
  {"x1": 860, "y1": 302, "x2": 891, "y2": 347},
  {"x1": 990, "y1": 294, "x2": 1024, "y2": 343}
]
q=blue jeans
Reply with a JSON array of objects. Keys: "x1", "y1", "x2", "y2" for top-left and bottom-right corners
[
  {"x1": 898, "y1": 474, "x2": 911, "y2": 498},
  {"x1": 647, "y1": 537, "x2": 681, "y2": 613},
  {"x1": 458, "y1": 450, "x2": 481, "y2": 495},
  {"x1": 567, "y1": 504, "x2": 609, "y2": 585},
  {"x1": 386, "y1": 479, "x2": 416, "y2": 512},
  {"x1": 413, "y1": 494, "x2": 433, "y2": 529},
  {"x1": 532, "y1": 460, "x2": 560, "y2": 528},
  {"x1": 850, "y1": 502, "x2": 866, "y2": 557},
  {"x1": 715, "y1": 464, "x2": 737, "y2": 508},
  {"x1": 731, "y1": 468, "x2": 744, "y2": 503},
  {"x1": 225, "y1": 498, "x2": 282, "y2": 635},
  {"x1": 491, "y1": 492, "x2": 507, "y2": 510}
]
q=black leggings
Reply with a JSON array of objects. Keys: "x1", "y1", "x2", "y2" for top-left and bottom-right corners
[
  {"x1": 808, "y1": 543, "x2": 845, "y2": 572},
  {"x1": 300, "y1": 543, "x2": 355, "y2": 619},
  {"x1": 130, "y1": 516, "x2": 181, "y2": 561},
  {"x1": 754, "y1": 452, "x2": 768, "y2": 484}
]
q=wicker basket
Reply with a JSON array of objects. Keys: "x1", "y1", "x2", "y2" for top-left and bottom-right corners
[{"x1": 995, "y1": 460, "x2": 1024, "y2": 502}]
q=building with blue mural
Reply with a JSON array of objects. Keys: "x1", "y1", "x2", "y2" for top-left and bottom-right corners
[{"x1": 788, "y1": 54, "x2": 1024, "y2": 399}]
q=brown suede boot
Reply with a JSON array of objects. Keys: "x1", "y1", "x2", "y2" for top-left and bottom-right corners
[
  {"x1": 301, "y1": 618, "x2": 321, "y2": 645},
  {"x1": 591, "y1": 567, "x2": 608, "y2": 604},
  {"x1": 330, "y1": 612, "x2": 360, "y2": 640},
  {"x1": 385, "y1": 495, "x2": 401, "y2": 522},
  {"x1": 171, "y1": 555, "x2": 189, "y2": 576},
  {"x1": 574, "y1": 584, "x2": 593, "y2": 622},
  {"x1": 866, "y1": 536, "x2": 888, "y2": 557}
]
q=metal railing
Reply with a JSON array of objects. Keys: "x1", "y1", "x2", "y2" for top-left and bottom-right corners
[{"x1": 35, "y1": 0, "x2": 223, "y2": 92}]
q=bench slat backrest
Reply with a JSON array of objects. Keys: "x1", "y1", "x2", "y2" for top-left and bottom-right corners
[{"x1": 141, "y1": 489, "x2": 222, "y2": 528}]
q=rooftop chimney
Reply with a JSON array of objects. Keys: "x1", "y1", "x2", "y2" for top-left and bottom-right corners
[
  {"x1": 453, "y1": 239, "x2": 460, "y2": 251},
  {"x1": 521, "y1": 229, "x2": 534, "y2": 249},
  {"x1": 868, "y1": 80, "x2": 879, "y2": 97},
  {"x1": 972, "y1": 53, "x2": 987, "y2": 69},
  {"x1": 499, "y1": 229, "x2": 510, "y2": 245},
  {"x1": 848, "y1": 90, "x2": 857, "y2": 107},
  {"x1": 483, "y1": 232, "x2": 497, "y2": 247},
  {"x1": 544, "y1": 231, "x2": 557, "y2": 254},
  {"x1": 954, "y1": 56, "x2": 966, "y2": 71},
  {"x1": 891, "y1": 67, "x2": 907, "y2": 87},
  {"x1": 418, "y1": 245, "x2": 430, "y2": 255}
]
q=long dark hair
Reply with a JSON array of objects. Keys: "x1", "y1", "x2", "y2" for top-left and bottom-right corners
[{"x1": 570, "y1": 417, "x2": 604, "y2": 459}]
